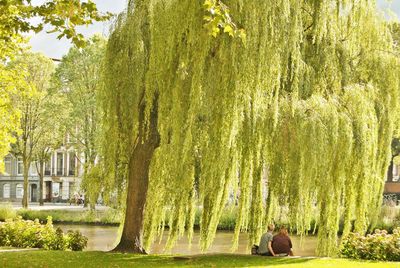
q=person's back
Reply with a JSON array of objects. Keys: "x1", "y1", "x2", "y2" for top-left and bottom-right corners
[
  {"x1": 258, "y1": 224, "x2": 274, "y2": 255},
  {"x1": 258, "y1": 232, "x2": 273, "y2": 255},
  {"x1": 272, "y1": 227, "x2": 293, "y2": 256}
]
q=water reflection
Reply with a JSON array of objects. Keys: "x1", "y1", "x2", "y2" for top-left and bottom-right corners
[{"x1": 56, "y1": 224, "x2": 317, "y2": 256}]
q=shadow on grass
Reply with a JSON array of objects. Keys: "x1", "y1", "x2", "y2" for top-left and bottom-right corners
[
  {"x1": 0, "y1": 251, "x2": 316, "y2": 268},
  {"x1": 181, "y1": 254, "x2": 315, "y2": 267},
  {"x1": 100, "y1": 252, "x2": 316, "y2": 267}
]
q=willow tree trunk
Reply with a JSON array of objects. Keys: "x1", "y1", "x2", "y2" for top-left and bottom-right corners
[{"x1": 112, "y1": 97, "x2": 160, "y2": 253}]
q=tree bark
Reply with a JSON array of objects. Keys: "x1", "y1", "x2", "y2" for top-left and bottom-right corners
[
  {"x1": 387, "y1": 156, "x2": 394, "y2": 182},
  {"x1": 112, "y1": 96, "x2": 160, "y2": 253},
  {"x1": 39, "y1": 161, "x2": 44, "y2": 206},
  {"x1": 22, "y1": 161, "x2": 29, "y2": 208}
]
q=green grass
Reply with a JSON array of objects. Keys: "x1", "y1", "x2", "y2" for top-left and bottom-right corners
[
  {"x1": 16, "y1": 209, "x2": 121, "y2": 225},
  {"x1": 0, "y1": 251, "x2": 399, "y2": 268}
]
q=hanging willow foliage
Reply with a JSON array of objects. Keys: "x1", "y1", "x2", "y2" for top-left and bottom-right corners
[{"x1": 100, "y1": 0, "x2": 400, "y2": 256}]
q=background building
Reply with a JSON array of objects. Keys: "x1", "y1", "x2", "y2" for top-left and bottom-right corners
[
  {"x1": 384, "y1": 163, "x2": 400, "y2": 205},
  {"x1": 0, "y1": 146, "x2": 83, "y2": 203}
]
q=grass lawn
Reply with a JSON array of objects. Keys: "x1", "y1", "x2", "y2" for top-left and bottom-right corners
[
  {"x1": 16, "y1": 209, "x2": 120, "y2": 225},
  {"x1": 0, "y1": 251, "x2": 399, "y2": 268}
]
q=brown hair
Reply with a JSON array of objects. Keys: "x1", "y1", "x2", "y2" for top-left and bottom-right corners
[{"x1": 279, "y1": 226, "x2": 288, "y2": 236}]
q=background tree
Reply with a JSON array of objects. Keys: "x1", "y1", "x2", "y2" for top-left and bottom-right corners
[
  {"x1": 0, "y1": 0, "x2": 110, "y2": 176},
  {"x1": 0, "y1": 0, "x2": 111, "y2": 53},
  {"x1": 0, "y1": 65, "x2": 25, "y2": 173},
  {"x1": 101, "y1": 0, "x2": 400, "y2": 256},
  {"x1": 55, "y1": 35, "x2": 106, "y2": 209},
  {"x1": 10, "y1": 52, "x2": 55, "y2": 208},
  {"x1": 33, "y1": 86, "x2": 66, "y2": 206}
]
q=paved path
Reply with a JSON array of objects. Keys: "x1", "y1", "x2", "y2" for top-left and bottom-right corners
[
  {"x1": 1, "y1": 202, "x2": 109, "y2": 211},
  {"x1": 0, "y1": 248, "x2": 39, "y2": 252}
]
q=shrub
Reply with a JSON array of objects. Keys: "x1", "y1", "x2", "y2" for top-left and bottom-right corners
[
  {"x1": 340, "y1": 228, "x2": 400, "y2": 261},
  {"x1": 66, "y1": 230, "x2": 88, "y2": 251},
  {"x1": 0, "y1": 203, "x2": 17, "y2": 221},
  {"x1": 0, "y1": 216, "x2": 87, "y2": 251}
]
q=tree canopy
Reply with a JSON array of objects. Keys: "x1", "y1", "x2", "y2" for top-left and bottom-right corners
[
  {"x1": 55, "y1": 35, "x2": 106, "y2": 208},
  {"x1": 0, "y1": 63, "x2": 23, "y2": 173},
  {"x1": 101, "y1": 0, "x2": 400, "y2": 256},
  {"x1": 0, "y1": 0, "x2": 111, "y2": 55},
  {"x1": 10, "y1": 52, "x2": 55, "y2": 208},
  {"x1": 0, "y1": 0, "x2": 110, "y2": 177}
]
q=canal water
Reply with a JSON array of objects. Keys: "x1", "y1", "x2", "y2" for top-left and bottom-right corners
[{"x1": 56, "y1": 224, "x2": 317, "y2": 256}]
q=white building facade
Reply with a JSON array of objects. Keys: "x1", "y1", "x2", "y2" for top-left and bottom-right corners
[{"x1": 0, "y1": 147, "x2": 83, "y2": 203}]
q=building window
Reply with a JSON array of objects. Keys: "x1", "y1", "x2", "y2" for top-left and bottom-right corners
[
  {"x1": 57, "y1": 153, "x2": 63, "y2": 176},
  {"x1": 17, "y1": 157, "x2": 23, "y2": 175},
  {"x1": 45, "y1": 159, "x2": 51, "y2": 176},
  {"x1": 3, "y1": 184, "x2": 10, "y2": 198},
  {"x1": 30, "y1": 162, "x2": 37, "y2": 175},
  {"x1": 51, "y1": 153, "x2": 55, "y2": 175},
  {"x1": 69, "y1": 152, "x2": 76, "y2": 176},
  {"x1": 16, "y1": 184, "x2": 23, "y2": 199},
  {"x1": 52, "y1": 182, "x2": 60, "y2": 198},
  {"x1": 4, "y1": 156, "x2": 11, "y2": 175}
]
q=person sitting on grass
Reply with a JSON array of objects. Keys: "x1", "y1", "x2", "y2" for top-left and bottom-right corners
[
  {"x1": 272, "y1": 226, "x2": 294, "y2": 256},
  {"x1": 258, "y1": 224, "x2": 275, "y2": 256}
]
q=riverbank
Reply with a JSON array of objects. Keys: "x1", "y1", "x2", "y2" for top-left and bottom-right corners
[
  {"x1": 0, "y1": 251, "x2": 397, "y2": 267},
  {"x1": 18, "y1": 208, "x2": 120, "y2": 225},
  {"x1": 0, "y1": 203, "x2": 121, "y2": 225},
  {"x1": 2, "y1": 203, "x2": 400, "y2": 233},
  {"x1": 17, "y1": 208, "x2": 238, "y2": 229},
  {"x1": 0, "y1": 203, "x2": 238, "y2": 229}
]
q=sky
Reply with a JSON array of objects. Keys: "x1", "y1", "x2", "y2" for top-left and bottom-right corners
[
  {"x1": 29, "y1": 0, "x2": 400, "y2": 59},
  {"x1": 29, "y1": 0, "x2": 127, "y2": 59}
]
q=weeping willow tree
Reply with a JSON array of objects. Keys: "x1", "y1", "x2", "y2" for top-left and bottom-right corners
[{"x1": 100, "y1": 0, "x2": 400, "y2": 256}]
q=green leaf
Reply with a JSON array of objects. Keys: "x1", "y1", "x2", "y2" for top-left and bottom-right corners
[{"x1": 223, "y1": 24, "x2": 234, "y2": 36}]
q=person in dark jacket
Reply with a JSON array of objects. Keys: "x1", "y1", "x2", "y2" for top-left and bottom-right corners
[{"x1": 272, "y1": 226, "x2": 294, "y2": 256}]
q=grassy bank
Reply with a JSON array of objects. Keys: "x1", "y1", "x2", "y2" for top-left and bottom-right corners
[
  {"x1": 1, "y1": 203, "x2": 400, "y2": 232},
  {"x1": 0, "y1": 251, "x2": 398, "y2": 268},
  {"x1": 0, "y1": 204, "x2": 237, "y2": 229},
  {"x1": 0, "y1": 203, "x2": 121, "y2": 225},
  {"x1": 17, "y1": 208, "x2": 121, "y2": 225},
  {"x1": 15, "y1": 207, "x2": 237, "y2": 229}
]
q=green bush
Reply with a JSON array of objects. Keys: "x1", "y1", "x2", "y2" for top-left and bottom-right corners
[
  {"x1": 340, "y1": 228, "x2": 400, "y2": 261},
  {"x1": 66, "y1": 230, "x2": 88, "y2": 251},
  {"x1": 0, "y1": 216, "x2": 87, "y2": 251},
  {"x1": 0, "y1": 203, "x2": 17, "y2": 221}
]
